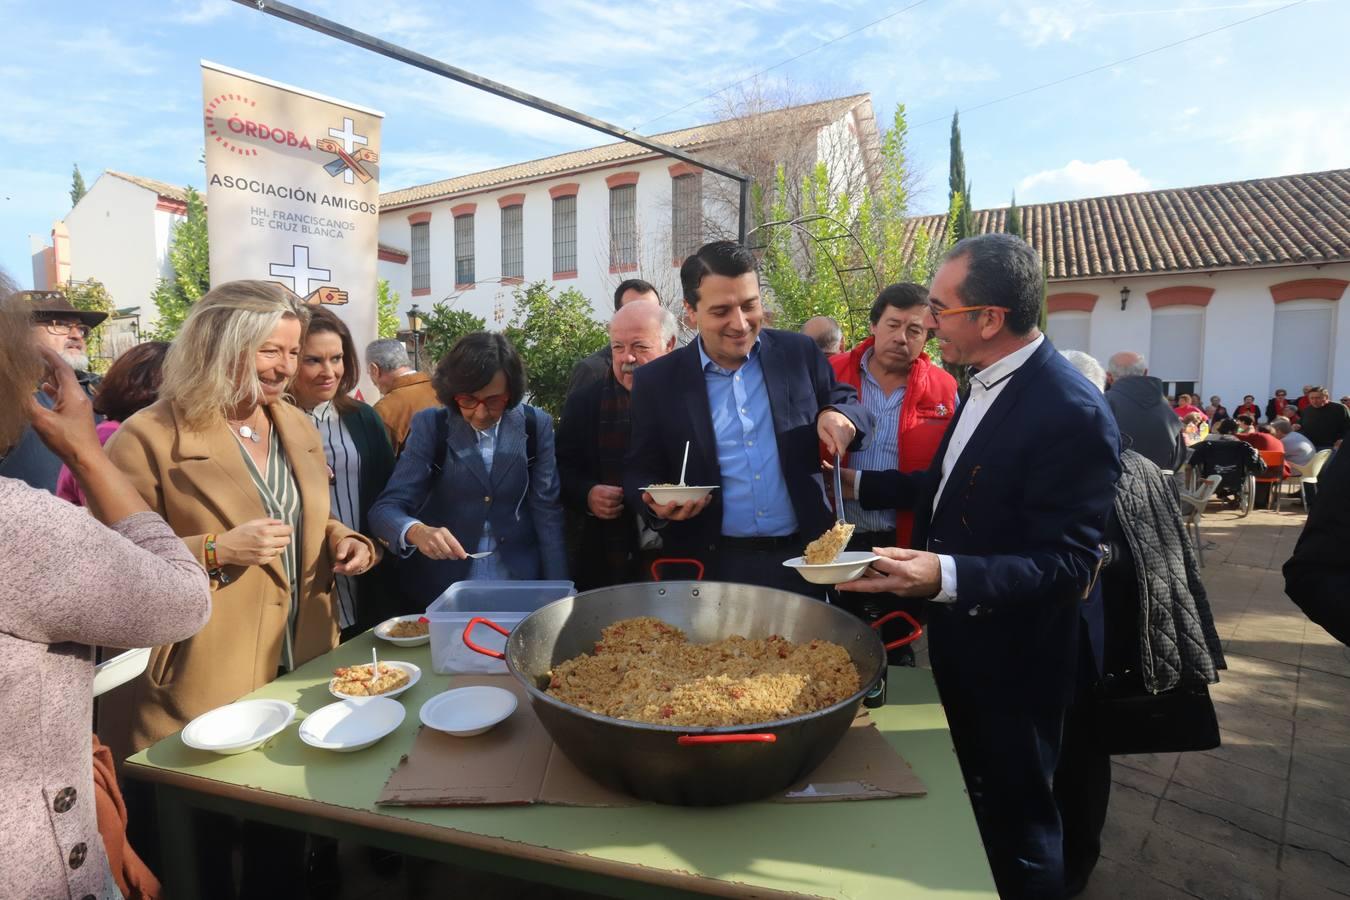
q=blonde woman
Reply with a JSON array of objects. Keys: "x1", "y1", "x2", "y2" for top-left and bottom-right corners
[{"x1": 101, "y1": 281, "x2": 375, "y2": 761}]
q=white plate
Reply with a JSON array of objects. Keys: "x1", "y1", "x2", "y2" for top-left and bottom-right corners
[
  {"x1": 782, "y1": 551, "x2": 880, "y2": 585},
  {"x1": 419, "y1": 686, "x2": 518, "y2": 736},
  {"x1": 93, "y1": 648, "x2": 151, "y2": 698},
  {"x1": 374, "y1": 615, "x2": 431, "y2": 647},
  {"x1": 181, "y1": 699, "x2": 296, "y2": 755},
  {"x1": 328, "y1": 661, "x2": 422, "y2": 701},
  {"x1": 298, "y1": 698, "x2": 406, "y2": 752},
  {"x1": 643, "y1": 485, "x2": 718, "y2": 504}
]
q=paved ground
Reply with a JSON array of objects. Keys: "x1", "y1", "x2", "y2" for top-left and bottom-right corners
[
  {"x1": 326, "y1": 503, "x2": 1348, "y2": 899},
  {"x1": 1078, "y1": 504, "x2": 1350, "y2": 900}
]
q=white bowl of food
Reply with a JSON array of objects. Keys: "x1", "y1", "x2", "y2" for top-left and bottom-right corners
[
  {"x1": 419, "y1": 685, "x2": 517, "y2": 737},
  {"x1": 181, "y1": 699, "x2": 296, "y2": 755},
  {"x1": 374, "y1": 615, "x2": 431, "y2": 647},
  {"x1": 298, "y1": 697, "x2": 406, "y2": 752},
  {"x1": 328, "y1": 661, "x2": 421, "y2": 701},
  {"x1": 783, "y1": 551, "x2": 880, "y2": 585},
  {"x1": 643, "y1": 484, "x2": 718, "y2": 505}
]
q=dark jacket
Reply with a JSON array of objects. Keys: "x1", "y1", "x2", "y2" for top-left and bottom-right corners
[
  {"x1": 1284, "y1": 448, "x2": 1350, "y2": 645},
  {"x1": 623, "y1": 329, "x2": 869, "y2": 557},
  {"x1": 337, "y1": 402, "x2": 400, "y2": 625},
  {"x1": 555, "y1": 373, "x2": 644, "y2": 589},
  {"x1": 859, "y1": 338, "x2": 1122, "y2": 707},
  {"x1": 369, "y1": 404, "x2": 568, "y2": 608},
  {"x1": 1104, "y1": 450, "x2": 1225, "y2": 692},
  {"x1": 1297, "y1": 402, "x2": 1350, "y2": 449},
  {"x1": 566, "y1": 346, "x2": 613, "y2": 396},
  {"x1": 0, "y1": 373, "x2": 101, "y2": 492},
  {"x1": 1106, "y1": 375, "x2": 1185, "y2": 470}
]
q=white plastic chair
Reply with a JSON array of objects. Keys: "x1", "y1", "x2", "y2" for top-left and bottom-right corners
[
  {"x1": 1179, "y1": 474, "x2": 1223, "y2": 567},
  {"x1": 1289, "y1": 449, "x2": 1334, "y2": 508}
]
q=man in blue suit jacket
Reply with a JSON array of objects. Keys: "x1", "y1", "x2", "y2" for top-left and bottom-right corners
[
  {"x1": 841, "y1": 234, "x2": 1121, "y2": 899},
  {"x1": 624, "y1": 241, "x2": 870, "y2": 596}
]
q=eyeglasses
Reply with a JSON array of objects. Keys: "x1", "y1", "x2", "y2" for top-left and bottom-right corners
[
  {"x1": 39, "y1": 321, "x2": 91, "y2": 339},
  {"x1": 453, "y1": 393, "x2": 509, "y2": 413},
  {"x1": 927, "y1": 303, "x2": 997, "y2": 319}
]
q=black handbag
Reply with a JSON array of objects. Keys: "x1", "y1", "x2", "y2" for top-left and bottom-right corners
[{"x1": 1093, "y1": 676, "x2": 1221, "y2": 756}]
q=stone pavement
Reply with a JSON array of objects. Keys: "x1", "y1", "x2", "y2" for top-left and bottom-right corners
[{"x1": 1078, "y1": 505, "x2": 1350, "y2": 900}]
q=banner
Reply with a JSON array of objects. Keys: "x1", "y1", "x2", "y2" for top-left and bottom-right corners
[{"x1": 201, "y1": 60, "x2": 383, "y2": 397}]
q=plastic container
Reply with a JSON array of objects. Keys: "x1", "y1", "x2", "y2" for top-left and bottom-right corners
[{"x1": 426, "y1": 580, "x2": 574, "y2": 675}]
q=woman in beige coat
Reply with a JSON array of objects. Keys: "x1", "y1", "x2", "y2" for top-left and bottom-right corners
[
  {"x1": 0, "y1": 278, "x2": 210, "y2": 900},
  {"x1": 102, "y1": 281, "x2": 376, "y2": 760}
]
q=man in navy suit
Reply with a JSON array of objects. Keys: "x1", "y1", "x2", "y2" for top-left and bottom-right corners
[
  {"x1": 624, "y1": 241, "x2": 870, "y2": 596},
  {"x1": 840, "y1": 234, "x2": 1121, "y2": 899}
]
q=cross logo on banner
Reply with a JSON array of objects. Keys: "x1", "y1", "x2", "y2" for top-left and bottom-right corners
[
  {"x1": 269, "y1": 245, "x2": 331, "y2": 295},
  {"x1": 326, "y1": 117, "x2": 368, "y2": 184}
]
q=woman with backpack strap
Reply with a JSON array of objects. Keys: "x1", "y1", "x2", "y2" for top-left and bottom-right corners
[{"x1": 369, "y1": 331, "x2": 567, "y2": 608}]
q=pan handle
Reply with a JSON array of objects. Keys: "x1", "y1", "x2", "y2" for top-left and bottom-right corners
[
  {"x1": 872, "y1": 609, "x2": 923, "y2": 651},
  {"x1": 677, "y1": 734, "x2": 777, "y2": 745},
  {"x1": 650, "y1": 558, "x2": 705, "y2": 581},
  {"x1": 462, "y1": 616, "x2": 510, "y2": 660}
]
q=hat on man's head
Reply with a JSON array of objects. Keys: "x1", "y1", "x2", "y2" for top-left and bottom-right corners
[{"x1": 19, "y1": 290, "x2": 108, "y2": 329}]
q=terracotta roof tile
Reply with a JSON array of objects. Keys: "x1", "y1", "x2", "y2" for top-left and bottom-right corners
[
  {"x1": 900, "y1": 168, "x2": 1350, "y2": 279},
  {"x1": 104, "y1": 171, "x2": 194, "y2": 204},
  {"x1": 378, "y1": 94, "x2": 870, "y2": 209}
]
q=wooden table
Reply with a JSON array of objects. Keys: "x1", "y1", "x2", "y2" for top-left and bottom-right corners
[{"x1": 126, "y1": 634, "x2": 996, "y2": 899}]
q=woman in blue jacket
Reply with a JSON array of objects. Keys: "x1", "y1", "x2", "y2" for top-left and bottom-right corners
[{"x1": 370, "y1": 331, "x2": 567, "y2": 607}]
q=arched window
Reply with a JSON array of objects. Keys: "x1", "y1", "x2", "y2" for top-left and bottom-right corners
[
  {"x1": 1046, "y1": 311, "x2": 1090, "y2": 352},
  {"x1": 1271, "y1": 299, "x2": 1335, "y2": 396}
]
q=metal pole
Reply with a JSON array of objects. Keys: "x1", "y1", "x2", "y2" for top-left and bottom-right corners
[{"x1": 234, "y1": 0, "x2": 751, "y2": 194}]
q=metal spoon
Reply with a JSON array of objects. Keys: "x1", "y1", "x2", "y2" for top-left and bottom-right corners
[
  {"x1": 466, "y1": 551, "x2": 494, "y2": 559},
  {"x1": 832, "y1": 452, "x2": 846, "y2": 525}
]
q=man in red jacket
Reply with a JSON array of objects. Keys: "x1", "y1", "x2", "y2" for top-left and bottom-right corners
[{"x1": 828, "y1": 283, "x2": 958, "y2": 664}]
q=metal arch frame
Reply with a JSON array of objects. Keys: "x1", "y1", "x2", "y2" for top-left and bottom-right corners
[{"x1": 748, "y1": 213, "x2": 882, "y2": 345}]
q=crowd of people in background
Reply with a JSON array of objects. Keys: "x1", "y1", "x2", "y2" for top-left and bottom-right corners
[{"x1": 1, "y1": 231, "x2": 1346, "y2": 900}]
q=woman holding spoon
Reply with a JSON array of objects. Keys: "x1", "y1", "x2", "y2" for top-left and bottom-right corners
[{"x1": 370, "y1": 332, "x2": 567, "y2": 607}]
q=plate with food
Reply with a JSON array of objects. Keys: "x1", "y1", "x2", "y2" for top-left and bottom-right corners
[
  {"x1": 375, "y1": 615, "x2": 431, "y2": 647},
  {"x1": 642, "y1": 483, "x2": 718, "y2": 505},
  {"x1": 299, "y1": 697, "x2": 406, "y2": 752},
  {"x1": 328, "y1": 661, "x2": 421, "y2": 700},
  {"x1": 782, "y1": 522, "x2": 878, "y2": 584}
]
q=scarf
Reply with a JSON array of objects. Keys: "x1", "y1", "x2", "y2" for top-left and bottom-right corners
[{"x1": 595, "y1": 371, "x2": 638, "y2": 574}]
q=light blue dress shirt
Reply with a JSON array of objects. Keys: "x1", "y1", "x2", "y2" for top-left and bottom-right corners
[
  {"x1": 845, "y1": 347, "x2": 904, "y2": 533},
  {"x1": 697, "y1": 338, "x2": 798, "y2": 537}
]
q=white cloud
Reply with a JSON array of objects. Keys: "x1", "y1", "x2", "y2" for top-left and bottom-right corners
[
  {"x1": 169, "y1": 1, "x2": 231, "y2": 25},
  {"x1": 999, "y1": 1, "x2": 1100, "y2": 46},
  {"x1": 1220, "y1": 107, "x2": 1350, "y2": 175},
  {"x1": 1016, "y1": 159, "x2": 1153, "y2": 201},
  {"x1": 380, "y1": 148, "x2": 521, "y2": 190}
]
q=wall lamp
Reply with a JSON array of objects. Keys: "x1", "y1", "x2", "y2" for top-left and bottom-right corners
[{"x1": 1120, "y1": 285, "x2": 1131, "y2": 311}]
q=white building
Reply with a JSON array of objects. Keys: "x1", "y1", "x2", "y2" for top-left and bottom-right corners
[
  {"x1": 904, "y1": 168, "x2": 1350, "y2": 407},
  {"x1": 376, "y1": 94, "x2": 880, "y2": 323},
  {"x1": 30, "y1": 171, "x2": 193, "y2": 340}
]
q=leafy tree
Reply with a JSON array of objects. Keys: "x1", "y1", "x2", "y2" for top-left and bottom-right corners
[
  {"x1": 421, "y1": 303, "x2": 487, "y2": 368},
  {"x1": 376, "y1": 279, "x2": 401, "y2": 339},
  {"x1": 70, "y1": 164, "x2": 88, "y2": 208},
  {"x1": 64, "y1": 279, "x2": 115, "y2": 373},
  {"x1": 149, "y1": 188, "x2": 209, "y2": 340},
  {"x1": 502, "y1": 281, "x2": 607, "y2": 419},
  {"x1": 1006, "y1": 192, "x2": 1023, "y2": 238},
  {"x1": 948, "y1": 112, "x2": 973, "y2": 242}
]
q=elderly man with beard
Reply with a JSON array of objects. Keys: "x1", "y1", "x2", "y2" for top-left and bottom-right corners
[
  {"x1": 0, "y1": 292, "x2": 106, "y2": 492},
  {"x1": 556, "y1": 301, "x2": 678, "y2": 589}
]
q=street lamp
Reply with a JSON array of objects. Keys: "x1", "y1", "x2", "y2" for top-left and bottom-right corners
[
  {"x1": 407, "y1": 304, "x2": 424, "y2": 371},
  {"x1": 1120, "y1": 285, "x2": 1131, "y2": 311}
]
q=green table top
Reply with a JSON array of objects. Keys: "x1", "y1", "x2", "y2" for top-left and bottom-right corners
[{"x1": 128, "y1": 633, "x2": 996, "y2": 899}]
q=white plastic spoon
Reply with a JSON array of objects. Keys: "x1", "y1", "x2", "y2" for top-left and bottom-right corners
[{"x1": 678, "y1": 440, "x2": 691, "y2": 486}]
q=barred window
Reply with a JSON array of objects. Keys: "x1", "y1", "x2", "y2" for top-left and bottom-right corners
[
  {"x1": 454, "y1": 213, "x2": 475, "y2": 286},
  {"x1": 410, "y1": 222, "x2": 430, "y2": 292},
  {"x1": 609, "y1": 184, "x2": 636, "y2": 269},
  {"x1": 671, "y1": 172, "x2": 702, "y2": 261},
  {"x1": 500, "y1": 204, "x2": 523, "y2": 280},
  {"x1": 552, "y1": 195, "x2": 576, "y2": 274}
]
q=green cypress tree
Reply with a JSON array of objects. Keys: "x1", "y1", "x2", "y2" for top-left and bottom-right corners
[
  {"x1": 1006, "y1": 192, "x2": 1023, "y2": 238},
  {"x1": 948, "y1": 112, "x2": 974, "y2": 241},
  {"x1": 70, "y1": 164, "x2": 87, "y2": 208}
]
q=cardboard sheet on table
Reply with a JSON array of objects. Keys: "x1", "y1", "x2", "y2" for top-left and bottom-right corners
[{"x1": 378, "y1": 675, "x2": 926, "y2": 807}]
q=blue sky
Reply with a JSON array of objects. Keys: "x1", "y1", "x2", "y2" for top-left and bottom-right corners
[{"x1": 4, "y1": 0, "x2": 1347, "y2": 288}]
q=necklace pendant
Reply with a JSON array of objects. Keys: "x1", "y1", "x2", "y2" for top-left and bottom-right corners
[{"x1": 239, "y1": 425, "x2": 260, "y2": 443}]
